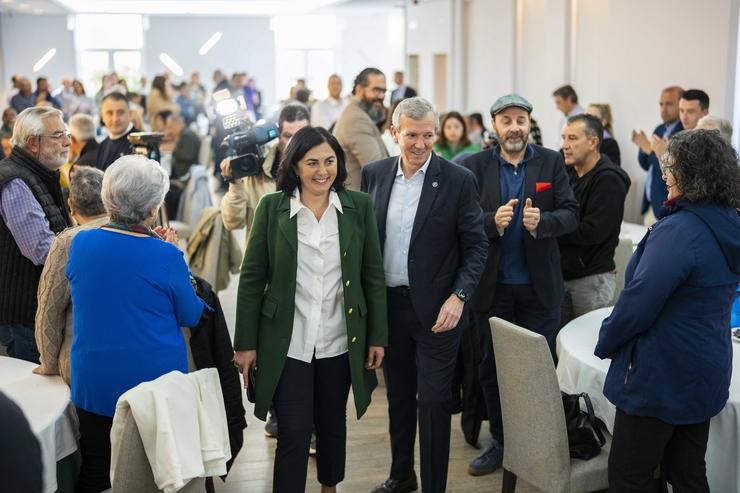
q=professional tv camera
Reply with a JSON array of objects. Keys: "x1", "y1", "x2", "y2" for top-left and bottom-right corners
[
  {"x1": 127, "y1": 132, "x2": 164, "y2": 162},
  {"x1": 213, "y1": 89, "x2": 278, "y2": 180}
]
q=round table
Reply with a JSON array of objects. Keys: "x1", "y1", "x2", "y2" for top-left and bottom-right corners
[
  {"x1": 556, "y1": 307, "x2": 740, "y2": 493},
  {"x1": 0, "y1": 356, "x2": 79, "y2": 493}
]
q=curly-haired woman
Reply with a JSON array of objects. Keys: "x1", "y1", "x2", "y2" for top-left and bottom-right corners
[{"x1": 595, "y1": 129, "x2": 740, "y2": 491}]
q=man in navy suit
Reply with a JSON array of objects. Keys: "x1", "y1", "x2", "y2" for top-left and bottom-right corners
[
  {"x1": 631, "y1": 86, "x2": 684, "y2": 225},
  {"x1": 461, "y1": 94, "x2": 578, "y2": 477},
  {"x1": 362, "y1": 97, "x2": 487, "y2": 493}
]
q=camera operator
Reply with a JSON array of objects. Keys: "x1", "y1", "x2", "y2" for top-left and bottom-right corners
[
  {"x1": 162, "y1": 113, "x2": 200, "y2": 179},
  {"x1": 95, "y1": 92, "x2": 140, "y2": 171},
  {"x1": 220, "y1": 103, "x2": 309, "y2": 242}
]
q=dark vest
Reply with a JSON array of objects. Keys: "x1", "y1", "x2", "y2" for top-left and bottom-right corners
[{"x1": 0, "y1": 147, "x2": 71, "y2": 324}]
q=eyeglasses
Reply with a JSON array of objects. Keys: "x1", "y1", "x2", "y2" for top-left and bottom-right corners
[
  {"x1": 659, "y1": 151, "x2": 674, "y2": 175},
  {"x1": 37, "y1": 130, "x2": 71, "y2": 141}
]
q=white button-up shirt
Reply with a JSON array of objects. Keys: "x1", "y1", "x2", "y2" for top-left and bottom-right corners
[
  {"x1": 383, "y1": 154, "x2": 431, "y2": 287},
  {"x1": 288, "y1": 190, "x2": 348, "y2": 362}
]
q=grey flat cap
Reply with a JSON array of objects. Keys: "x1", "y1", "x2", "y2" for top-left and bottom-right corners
[{"x1": 490, "y1": 94, "x2": 533, "y2": 116}]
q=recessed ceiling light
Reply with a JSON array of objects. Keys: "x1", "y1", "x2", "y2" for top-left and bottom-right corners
[
  {"x1": 33, "y1": 48, "x2": 57, "y2": 72},
  {"x1": 199, "y1": 32, "x2": 222, "y2": 56},
  {"x1": 159, "y1": 53, "x2": 183, "y2": 77}
]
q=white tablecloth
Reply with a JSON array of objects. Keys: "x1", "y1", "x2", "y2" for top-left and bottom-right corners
[
  {"x1": 619, "y1": 221, "x2": 647, "y2": 247},
  {"x1": 0, "y1": 356, "x2": 79, "y2": 493},
  {"x1": 556, "y1": 307, "x2": 740, "y2": 493}
]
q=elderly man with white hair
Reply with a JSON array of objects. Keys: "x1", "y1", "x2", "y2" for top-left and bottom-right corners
[
  {"x1": 697, "y1": 115, "x2": 733, "y2": 142},
  {"x1": 68, "y1": 113, "x2": 99, "y2": 167},
  {"x1": 0, "y1": 106, "x2": 72, "y2": 363},
  {"x1": 66, "y1": 154, "x2": 207, "y2": 493}
]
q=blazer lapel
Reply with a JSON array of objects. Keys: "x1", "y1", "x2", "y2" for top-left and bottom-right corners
[
  {"x1": 410, "y1": 154, "x2": 441, "y2": 246},
  {"x1": 276, "y1": 193, "x2": 297, "y2": 251},
  {"x1": 337, "y1": 189, "x2": 358, "y2": 256},
  {"x1": 524, "y1": 149, "x2": 543, "y2": 205},
  {"x1": 483, "y1": 151, "x2": 502, "y2": 208},
  {"x1": 374, "y1": 159, "x2": 397, "y2": 249}
]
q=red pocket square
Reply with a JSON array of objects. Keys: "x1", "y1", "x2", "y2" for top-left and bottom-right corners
[{"x1": 536, "y1": 182, "x2": 552, "y2": 193}]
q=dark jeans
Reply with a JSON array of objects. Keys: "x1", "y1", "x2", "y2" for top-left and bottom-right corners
[
  {"x1": 272, "y1": 353, "x2": 351, "y2": 492},
  {"x1": 609, "y1": 408, "x2": 710, "y2": 493},
  {"x1": 0, "y1": 323, "x2": 40, "y2": 363},
  {"x1": 384, "y1": 287, "x2": 461, "y2": 493},
  {"x1": 75, "y1": 407, "x2": 114, "y2": 493},
  {"x1": 475, "y1": 283, "x2": 560, "y2": 443}
]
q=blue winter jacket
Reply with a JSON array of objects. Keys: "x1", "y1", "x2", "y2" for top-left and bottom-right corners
[{"x1": 595, "y1": 199, "x2": 740, "y2": 424}]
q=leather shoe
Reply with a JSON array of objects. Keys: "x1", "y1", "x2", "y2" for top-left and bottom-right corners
[
  {"x1": 467, "y1": 440, "x2": 503, "y2": 476},
  {"x1": 370, "y1": 472, "x2": 418, "y2": 493}
]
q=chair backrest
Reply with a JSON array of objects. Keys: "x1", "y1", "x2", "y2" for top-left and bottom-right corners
[
  {"x1": 611, "y1": 238, "x2": 633, "y2": 304},
  {"x1": 189, "y1": 207, "x2": 223, "y2": 289},
  {"x1": 111, "y1": 407, "x2": 206, "y2": 493},
  {"x1": 491, "y1": 317, "x2": 571, "y2": 493}
]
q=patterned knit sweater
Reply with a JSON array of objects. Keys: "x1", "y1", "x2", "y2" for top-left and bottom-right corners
[{"x1": 35, "y1": 216, "x2": 108, "y2": 384}]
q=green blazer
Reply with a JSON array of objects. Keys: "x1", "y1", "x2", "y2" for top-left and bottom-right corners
[{"x1": 233, "y1": 188, "x2": 388, "y2": 420}]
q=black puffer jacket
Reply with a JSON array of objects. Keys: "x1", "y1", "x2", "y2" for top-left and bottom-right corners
[{"x1": 189, "y1": 277, "x2": 246, "y2": 486}]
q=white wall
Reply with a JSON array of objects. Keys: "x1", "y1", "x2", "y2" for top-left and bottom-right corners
[
  {"x1": 0, "y1": 14, "x2": 76, "y2": 96},
  {"x1": 406, "y1": 0, "x2": 454, "y2": 111},
  {"x1": 144, "y1": 16, "x2": 276, "y2": 106},
  {"x1": 408, "y1": 0, "x2": 739, "y2": 222},
  {"x1": 332, "y1": 5, "x2": 405, "y2": 101}
]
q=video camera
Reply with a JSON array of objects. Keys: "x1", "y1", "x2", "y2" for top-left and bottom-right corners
[
  {"x1": 128, "y1": 132, "x2": 164, "y2": 162},
  {"x1": 213, "y1": 89, "x2": 278, "y2": 180}
]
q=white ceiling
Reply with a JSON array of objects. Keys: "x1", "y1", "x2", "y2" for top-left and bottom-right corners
[{"x1": 0, "y1": 0, "x2": 402, "y2": 16}]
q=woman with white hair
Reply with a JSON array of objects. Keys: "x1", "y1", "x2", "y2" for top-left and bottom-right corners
[{"x1": 67, "y1": 155, "x2": 207, "y2": 493}]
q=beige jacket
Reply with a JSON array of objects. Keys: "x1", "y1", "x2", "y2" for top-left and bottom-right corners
[
  {"x1": 220, "y1": 144, "x2": 278, "y2": 244},
  {"x1": 35, "y1": 216, "x2": 109, "y2": 385},
  {"x1": 332, "y1": 99, "x2": 389, "y2": 190}
]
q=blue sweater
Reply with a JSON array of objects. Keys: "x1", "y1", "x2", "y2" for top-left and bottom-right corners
[
  {"x1": 595, "y1": 200, "x2": 740, "y2": 424},
  {"x1": 67, "y1": 229, "x2": 205, "y2": 417}
]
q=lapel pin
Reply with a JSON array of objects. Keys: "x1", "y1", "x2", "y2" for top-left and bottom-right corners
[{"x1": 432, "y1": 181, "x2": 438, "y2": 188}]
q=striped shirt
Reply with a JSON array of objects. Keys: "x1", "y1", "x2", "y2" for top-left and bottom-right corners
[{"x1": 0, "y1": 178, "x2": 55, "y2": 266}]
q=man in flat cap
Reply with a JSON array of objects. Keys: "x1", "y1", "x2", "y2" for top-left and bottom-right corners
[{"x1": 461, "y1": 94, "x2": 578, "y2": 476}]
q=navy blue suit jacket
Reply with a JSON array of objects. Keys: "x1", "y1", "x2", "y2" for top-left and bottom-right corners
[
  {"x1": 639, "y1": 121, "x2": 683, "y2": 216},
  {"x1": 361, "y1": 153, "x2": 488, "y2": 331}
]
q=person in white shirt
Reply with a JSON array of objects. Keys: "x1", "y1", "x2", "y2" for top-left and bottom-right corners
[
  {"x1": 553, "y1": 84, "x2": 584, "y2": 148},
  {"x1": 232, "y1": 126, "x2": 388, "y2": 493},
  {"x1": 310, "y1": 74, "x2": 349, "y2": 130}
]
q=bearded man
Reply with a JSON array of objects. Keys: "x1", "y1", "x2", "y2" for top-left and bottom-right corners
[
  {"x1": 333, "y1": 67, "x2": 390, "y2": 189},
  {"x1": 460, "y1": 94, "x2": 578, "y2": 476}
]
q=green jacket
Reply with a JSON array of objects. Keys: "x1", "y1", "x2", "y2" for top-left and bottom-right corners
[{"x1": 234, "y1": 189, "x2": 388, "y2": 420}]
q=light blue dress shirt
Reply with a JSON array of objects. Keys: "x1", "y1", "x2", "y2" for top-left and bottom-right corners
[{"x1": 383, "y1": 154, "x2": 432, "y2": 287}]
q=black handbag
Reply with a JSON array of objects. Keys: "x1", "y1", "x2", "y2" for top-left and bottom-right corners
[{"x1": 562, "y1": 392, "x2": 607, "y2": 460}]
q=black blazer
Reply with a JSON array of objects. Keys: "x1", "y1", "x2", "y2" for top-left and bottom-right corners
[
  {"x1": 361, "y1": 153, "x2": 488, "y2": 331},
  {"x1": 462, "y1": 145, "x2": 578, "y2": 311}
]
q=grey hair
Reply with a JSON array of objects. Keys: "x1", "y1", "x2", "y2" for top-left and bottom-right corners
[
  {"x1": 666, "y1": 129, "x2": 740, "y2": 208},
  {"x1": 69, "y1": 167, "x2": 106, "y2": 217},
  {"x1": 68, "y1": 113, "x2": 96, "y2": 141},
  {"x1": 9, "y1": 107, "x2": 64, "y2": 148},
  {"x1": 101, "y1": 155, "x2": 170, "y2": 224},
  {"x1": 391, "y1": 97, "x2": 440, "y2": 133},
  {"x1": 697, "y1": 115, "x2": 733, "y2": 142}
]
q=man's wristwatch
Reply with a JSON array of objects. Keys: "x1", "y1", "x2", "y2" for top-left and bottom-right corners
[{"x1": 454, "y1": 289, "x2": 468, "y2": 302}]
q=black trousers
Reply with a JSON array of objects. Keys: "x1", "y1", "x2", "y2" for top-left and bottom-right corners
[
  {"x1": 272, "y1": 353, "x2": 351, "y2": 493},
  {"x1": 76, "y1": 407, "x2": 114, "y2": 493},
  {"x1": 609, "y1": 408, "x2": 710, "y2": 493},
  {"x1": 384, "y1": 287, "x2": 461, "y2": 493},
  {"x1": 475, "y1": 283, "x2": 560, "y2": 443}
]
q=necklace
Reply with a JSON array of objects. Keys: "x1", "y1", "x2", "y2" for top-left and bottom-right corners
[{"x1": 102, "y1": 221, "x2": 158, "y2": 238}]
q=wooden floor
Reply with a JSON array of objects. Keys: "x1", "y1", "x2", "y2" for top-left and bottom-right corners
[
  {"x1": 215, "y1": 223, "x2": 541, "y2": 493},
  {"x1": 213, "y1": 381, "x2": 541, "y2": 493}
]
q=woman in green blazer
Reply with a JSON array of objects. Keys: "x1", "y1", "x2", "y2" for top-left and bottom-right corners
[{"x1": 233, "y1": 126, "x2": 388, "y2": 493}]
